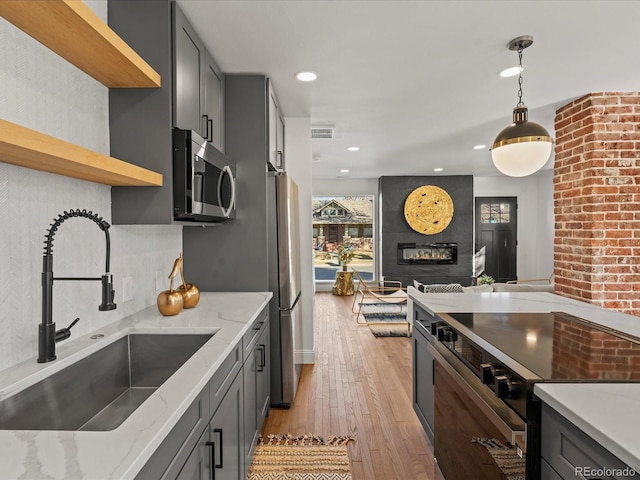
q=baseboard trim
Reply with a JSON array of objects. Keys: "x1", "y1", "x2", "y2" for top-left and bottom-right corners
[{"x1": 295, "y1": 349, "x2": 315, "y2": 364}]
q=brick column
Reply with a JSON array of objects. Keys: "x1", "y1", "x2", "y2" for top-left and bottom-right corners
[{"x1": 554, "y1": 92, "x2": 640, "y2": 316}]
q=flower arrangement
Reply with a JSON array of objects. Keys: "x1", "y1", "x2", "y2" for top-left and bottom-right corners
[
  {"x1": 478, "y1": 274, "x2": 495, "y2": 285},
  {"x1": 337, "y1": 242, "x2": 355, "y2": 271}
]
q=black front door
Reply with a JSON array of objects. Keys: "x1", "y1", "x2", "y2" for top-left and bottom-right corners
[{"x1": 475, "y1": 197, "x2": 517, "y2": 283}]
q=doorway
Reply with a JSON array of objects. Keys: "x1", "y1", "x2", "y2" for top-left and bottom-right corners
[{"x1": 475, "y1": 197, "x2": 517, "y2": 283}]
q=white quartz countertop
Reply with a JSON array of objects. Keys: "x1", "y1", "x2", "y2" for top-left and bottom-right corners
[
  {"x1": 408, "y1": 288, "x2": 640, "y2": 338},
  {"x1": 534, "y1": 383, "x2": 640, "y2": 472},
  {"x1": 409, "y1": 288, "x2": 640, "y2": 470},
  {"x1": 0, "y1": 292, "x2": 272, "y2": 480}
]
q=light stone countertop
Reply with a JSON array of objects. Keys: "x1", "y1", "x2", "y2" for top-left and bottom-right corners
[
  {"x1": 0, "y1": 292, "x2": 272, "y2": 480},
  {"x1": 534, "y1": 383, "x2": 640, "y2": 472},
  {"x1": 409, "y1": 288, "x2": 640, "y2": 338},
  {"x1": 408, "y1": 288, "x2": 640, "y2": 471}
]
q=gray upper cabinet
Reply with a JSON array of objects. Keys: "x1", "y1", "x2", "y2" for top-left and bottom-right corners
[
  {"x1": 204, "y1": 52, "x2": 225, "y2": 151},
  {"x1": 173, "y1": 4, "x2": 225, "y2": 152},
  {"x1": 268, "y1": 80, "x2": 285, "y2": 171},
  {"x1": 109, "y1": 0, "x2": 226, "y2": 224},
  {"x1": 173, "y1": 6, "x2": 202, "y2": 135}
]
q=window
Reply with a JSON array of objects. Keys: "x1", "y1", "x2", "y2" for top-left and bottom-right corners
[
  {"x1": 312, "y1": 195, "x2": 374, "y2": 282},
  {"x1": 480, "y1": 203, "x2": 511, "y2": 223}
]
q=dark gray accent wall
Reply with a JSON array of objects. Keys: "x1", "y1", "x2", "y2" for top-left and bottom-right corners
[{"x1": 379, "y1": 176, "x2": 473, "y2": 287}]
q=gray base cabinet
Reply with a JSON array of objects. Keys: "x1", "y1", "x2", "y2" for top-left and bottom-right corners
[
  {"x1": 136, "y1": 306, "x2": 270, "y2": 480},
  {"x1": 541, "y1": 403, "x2": 639, "y2": 479},
  {"x1": 176, "y1": 372, "x2": 243, "y2": 480},
  {"x1": 243, "y1": 316, "x2": 270, "y2": 467},
  {"x1": 412, "y1": 304, "x2": 435, "y2": 446}
]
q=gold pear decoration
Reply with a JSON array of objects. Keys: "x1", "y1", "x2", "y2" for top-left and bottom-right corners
[
  {"x1": 177, "y1": 253, "x2": 200, "y2": 308},
  {"x1": 157, "y1": 255, "x2": 184, "y2": 316}
]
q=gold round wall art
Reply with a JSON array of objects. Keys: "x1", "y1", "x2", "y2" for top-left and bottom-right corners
[{"x1": 404, "y1": 185, "x2": 454, "y2": 235}]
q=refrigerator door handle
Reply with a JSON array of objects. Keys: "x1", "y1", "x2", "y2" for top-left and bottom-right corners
[{"x1": 278, "y1": 292, "x2": 301, "y2": 313}]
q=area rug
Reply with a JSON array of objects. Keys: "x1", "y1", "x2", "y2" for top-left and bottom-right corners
[
  {"x1": 247, "y1": 434, "x2": 354, "y2": 480},
  {"x1": 471, "y1": 438, "x2": 525, "y2": 480},
  {"x1": 360, "y1": 303, "x2": 409, "y2": 337}
]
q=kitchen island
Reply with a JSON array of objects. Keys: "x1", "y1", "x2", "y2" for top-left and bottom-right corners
[
  {"x1": 409, "y1": 288, "x2": 640, "y2": 477},
  {"x1": 0, "y1": 292, "x2": 272, "y2": 480}
]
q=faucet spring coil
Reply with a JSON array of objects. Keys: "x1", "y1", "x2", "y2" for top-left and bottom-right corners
[{"x1": 43, "y1": 209, "x2": 111, "y2": 256}]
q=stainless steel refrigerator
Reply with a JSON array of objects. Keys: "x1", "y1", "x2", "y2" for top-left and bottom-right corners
[{"x1": 267, "y1": 172, "x2": 302, "y2": 408}]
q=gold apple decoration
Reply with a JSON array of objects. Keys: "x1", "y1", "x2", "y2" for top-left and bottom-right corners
[
  {"x1": 177, "y1": 253, "x2": 200, "y2": 308},
  {"x1": 157, "y1": 256, "x2": 184, "y2": 316}
]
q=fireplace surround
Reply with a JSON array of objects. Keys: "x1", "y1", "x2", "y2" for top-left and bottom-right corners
[{"x1": 380, "y1": 175, "x2": 473, "y2": 287}]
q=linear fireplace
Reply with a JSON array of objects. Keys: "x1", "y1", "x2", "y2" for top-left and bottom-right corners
[{"x1": 397, "y1": 243, "x2": 457, "y2": 265}]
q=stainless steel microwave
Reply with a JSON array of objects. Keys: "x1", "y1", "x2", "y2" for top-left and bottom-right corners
[{"x1": 173, "y1": 129, "x2": 236, "y2": 222}]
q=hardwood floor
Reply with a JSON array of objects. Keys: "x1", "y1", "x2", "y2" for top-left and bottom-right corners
[{"x1": 261, "y1": 292, "x2": 440, "y2": 479}]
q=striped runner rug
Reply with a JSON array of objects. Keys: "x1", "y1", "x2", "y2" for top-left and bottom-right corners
[
  {"x1": 247, "y1": 434, "x2": 354, "y2": 480},
  {"x1": 359, "y1": 303, "x2": 409, "y2": 337}
]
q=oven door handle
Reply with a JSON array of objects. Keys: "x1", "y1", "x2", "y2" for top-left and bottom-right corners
[{"x1": 430, "y1": 341, "x2": 528, "y2": 452}]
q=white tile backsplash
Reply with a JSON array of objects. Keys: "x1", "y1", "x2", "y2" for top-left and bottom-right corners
[{"x1": 0, "y1": 1, "x2": 183, "y2": 369}]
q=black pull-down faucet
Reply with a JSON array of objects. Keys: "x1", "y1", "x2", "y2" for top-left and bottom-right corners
[{"x1": 39, "y1": 209, "x2": 117, "y2": 363}]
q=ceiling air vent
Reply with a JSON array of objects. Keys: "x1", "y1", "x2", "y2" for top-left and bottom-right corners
[{"x1": 311, "y1": 126, "x2": 335, "y2": 139}]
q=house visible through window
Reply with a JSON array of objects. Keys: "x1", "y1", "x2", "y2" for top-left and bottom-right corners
[{"x1": 312, "y1": 195, "x2": 374, "y2": 281}]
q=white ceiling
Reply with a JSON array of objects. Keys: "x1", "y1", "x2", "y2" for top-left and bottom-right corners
[{"x1": 176, "y1": 0, "x2": 640, "y2": 179}]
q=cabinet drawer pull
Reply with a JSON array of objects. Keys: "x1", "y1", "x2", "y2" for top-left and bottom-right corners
[
  {"x1": 213, "y1": 428, "x2": 223, "y2": 468},
  {"x1": 253, "y1": 321, "x2": 264, "y2": 331},
  {"x1": 205, "y1": 441, "x2": 216, "y2": 480},
  {"x1": 257, "y1": 345, "x2": 265, "y2": 372}
]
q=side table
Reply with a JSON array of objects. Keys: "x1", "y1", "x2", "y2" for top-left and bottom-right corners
[{"x1": 332, "y1": 270, "x2": 354, "y2": 296}]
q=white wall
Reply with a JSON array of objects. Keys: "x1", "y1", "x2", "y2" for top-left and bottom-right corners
[
  {"x1": 284, "y1": 118, "x2": 315, "y2": 364},
  {"x1": 474, "y1": 170, "x2": 554, "y2": 281},
  {"x1": 0, "y1": 2, "x2": 182, "y2": 369}
]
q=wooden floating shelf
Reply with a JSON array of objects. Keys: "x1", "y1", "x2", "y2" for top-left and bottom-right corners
[
  {"x1": 0, "y1": 0, "x2": 161, "y2": 88},
  {"x1": 0, "y1": 119, "x2": 163, "y2": 187}
]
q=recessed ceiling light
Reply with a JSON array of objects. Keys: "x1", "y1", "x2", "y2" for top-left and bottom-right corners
[
  {"x1": 433, "y1": 167, "x2": 444, "y2": 172},
  {"x1": 295, "y1": 71, "x2": 317, "y2": 82},
  {"x1": 498, "y1": 65, "x2": 524, "y2": 78},
  {"x1": 347, "y1": 146, "x2": 360, "y2": 152},
  {"x1": 340, "y1": 169, "x2": 350, "y2": 173},
  {"x1": 473, "y1": 144, "x2": 487, "y2": 150}
]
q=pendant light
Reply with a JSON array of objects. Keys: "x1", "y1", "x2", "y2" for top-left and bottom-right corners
[{"x1": 491, "y1": 35, "x2": 553, "y2": 177}]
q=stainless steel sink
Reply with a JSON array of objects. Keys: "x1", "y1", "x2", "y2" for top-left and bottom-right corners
[{"x1": 0, "y1": 333, "x2": 214, "y2": 431}]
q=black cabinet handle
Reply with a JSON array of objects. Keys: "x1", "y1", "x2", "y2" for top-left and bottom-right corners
[
  {"x1": 432, "y1": 359, "x2": 435, "y2": 386},
  {"x1": 208, "y1": 118, "x2": 213, "y2": 142},
  {"x1": 257, "y1": 345, "x2": 265, "y2": 372},
  {"x1": 213, "y1": 428, "x2": 223, "y2": 468},
  {"x1": 205, "y1": 441, "x2": 216, "y2": 480},
  {"x1": 203, "y1": 114, "x2": 210, "y2": 141},
  {"x1": 253, "y1": 321, "x2": 264, "y2": 331}
]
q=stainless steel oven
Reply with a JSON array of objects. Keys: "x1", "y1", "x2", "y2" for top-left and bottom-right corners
[
  {"x1": 429, "y1": 311, "x2": 640, "y2": 480},
  {"x1": 430, "y1": 329, "x2": 530, "y2": 480}
]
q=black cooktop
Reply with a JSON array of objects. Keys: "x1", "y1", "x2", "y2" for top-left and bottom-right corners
[{"x1": 443, "y1": 311, "x2": 640, "y2": 381}]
